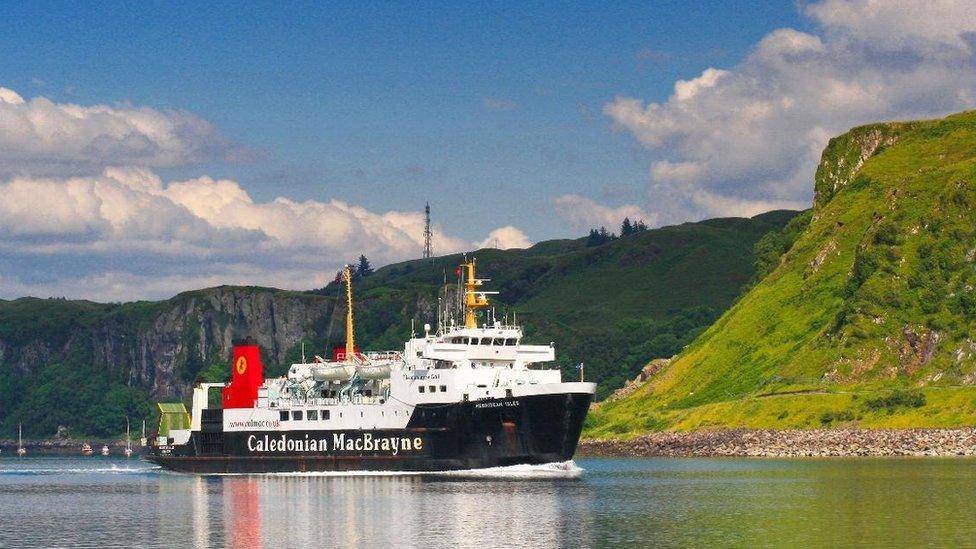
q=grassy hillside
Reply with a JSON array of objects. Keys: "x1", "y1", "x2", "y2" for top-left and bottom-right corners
[{"x1": 587, "y1": 111, "x2": 976, "y2": 437}]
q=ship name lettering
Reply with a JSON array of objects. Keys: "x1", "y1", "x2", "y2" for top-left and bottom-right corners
[
  {"x1": 404, "y1": 373, "x2": 440, "y2": 381},
  {"x1": 248, "y1": 434, "x2": 327, "y2": 453},
  {"x1": 332, "y1": 433, "x2": 423, "y2": 455}
]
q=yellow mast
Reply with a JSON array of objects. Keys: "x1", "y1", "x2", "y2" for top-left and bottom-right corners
[
  {"x1": 462, "y1": 259, "x2": 490, "y2": 328},
  {"x1": 343, "y1": 265, "x2": 356, "y2": 360}
]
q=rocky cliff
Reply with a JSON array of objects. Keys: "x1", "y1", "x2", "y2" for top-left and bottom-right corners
[{"x1": 1, "y1": 288, "x2": 341, "y2": 399}]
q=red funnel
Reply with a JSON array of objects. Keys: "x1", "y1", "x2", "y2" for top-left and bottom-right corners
[{"x1": 222, "y1": 337, "x2": 264, "y2": 409}]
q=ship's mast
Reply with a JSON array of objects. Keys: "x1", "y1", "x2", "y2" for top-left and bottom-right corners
[
  {"x1": 462, "y1": 259, "x2": 491, "y2": 328},
  {"x1": 343, "y1": 265, "x2": 356, "y2": 361}
]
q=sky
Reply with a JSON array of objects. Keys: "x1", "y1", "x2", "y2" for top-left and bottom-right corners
[{"x1": 1, "y1": 1, "x2": 975, "y2": 301}]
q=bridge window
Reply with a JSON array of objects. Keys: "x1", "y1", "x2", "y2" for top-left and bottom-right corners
[
  {"x1": 279, "y1": 411, "x2": 289, "y2": 422},
  {"x1": 493, "y1": 338, "x2": 504, "y2": 345},
  {"x1": 307, "y1": 410, "x2": 318, "y2": 421},
  {"x1": 505, "y1": 338, "x2": 517, "y2": 346},
  {"x1": 480, "y1": 338, "x2": 491, "y2": 345},
  {"x1": 419, "y1": 386, "x2": 425, "y2": 393},
  {"x1": 291, "y1": 410, "x2": 303, "y2": 421}
]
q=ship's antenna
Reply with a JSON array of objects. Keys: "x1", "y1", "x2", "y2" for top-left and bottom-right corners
[
  {"x1": 437, "y1": 295, "x2": 443, "y2": 333},
  {"x1": 423, "y1": 201, "x2": 433, "y2": 260},
  {"x1": 455, "y1": 260, "x2": 462, "y2": 326}
]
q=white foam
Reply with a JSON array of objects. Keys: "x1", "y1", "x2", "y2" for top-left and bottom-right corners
[
  {"x1": 0, "y1": 464, "x2": 160, "y2": 475},
  {"x1": 432, "y1": 460, "x2": 584, "y2": 479},
  {"x1": 208, "y1": 460, "x2": 584, "y2": 479}
]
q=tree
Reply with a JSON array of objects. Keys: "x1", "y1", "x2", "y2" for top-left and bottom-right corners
[
  {"x1": 356, "y1": 255, "x2": 373, "y2": 277},
  {"x1": 633, "y1": 219, "x2": 648, "y2": 233},
  {"x1": 586, "y1": 226, "x2": 617, "y2": 247},
  {"x1": 586, "y1": 228, "x2": 602, "y2": 247},
  {"x1": 621, "y1": 217, "x2": 633, "y2": 236}
]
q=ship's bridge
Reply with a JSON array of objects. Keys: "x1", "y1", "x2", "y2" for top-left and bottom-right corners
[{"x1": 404, "y1": 325, "x2": 555, "y2": 369}]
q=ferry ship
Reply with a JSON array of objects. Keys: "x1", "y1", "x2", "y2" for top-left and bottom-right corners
[{"x1": 147, "y1": 259, "x2": 595, "y2": 473}]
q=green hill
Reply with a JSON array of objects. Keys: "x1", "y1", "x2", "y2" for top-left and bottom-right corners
[
  {"x1": 587, "y1": 111, "x2": 976, "y2": 437},
  {"x1": 346, "y1": 210, "x2": 798, "y2": 399},
  {"x1": 0, "y1": 212, "x2": 795, "y2": 438}
]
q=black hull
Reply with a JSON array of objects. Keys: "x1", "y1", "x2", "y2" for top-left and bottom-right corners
[{"x1": 147, "y1": 392, "x2": 592, "y2": 474}]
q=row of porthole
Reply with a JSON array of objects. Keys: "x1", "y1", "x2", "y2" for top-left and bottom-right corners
[
  {"x1": 278, "y1": 409, "x2": 404, "y2": 422},
  {"x1": 448, "y1": 337, "x2": 518, "y2": 346}
]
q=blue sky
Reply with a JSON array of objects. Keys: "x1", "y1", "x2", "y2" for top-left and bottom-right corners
[
  {"x1": 1, "y1": 1, "x2": 974, "y2": 300},
  {"x1": 0, "y1": 1, "x2": 806, "y2": 241}
]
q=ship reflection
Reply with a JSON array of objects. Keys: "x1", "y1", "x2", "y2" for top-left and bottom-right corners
[
  {"x1": 224, "y1": 477, "x2": 263, "y2": 549},
  {"x1": 209, "y1": 474, "x2": 591, "y2": 547}
]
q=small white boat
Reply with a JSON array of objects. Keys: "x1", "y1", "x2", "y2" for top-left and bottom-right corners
[
  {"x1": 101, "y1": 445, "x2": 110, "y2": 456},
  {"x1": 124, "y1": 418, "x2": 133, "y2": 458},
  {"x1": 139, "y1": 419, "x2": 147, "y2": 447},
  {"x1": 16, "y1": 423, "x2": 26, "y2": 456}
]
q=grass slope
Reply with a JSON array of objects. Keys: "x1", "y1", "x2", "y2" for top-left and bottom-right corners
[{"x1": 587, "y1": 111, "x2": 976, "y2": 437}]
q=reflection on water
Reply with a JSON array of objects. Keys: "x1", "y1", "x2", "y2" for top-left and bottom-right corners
[
  {"x1": 2, "y1": 456, "x2": 976, "y2": 547},
  {"x1": 196, "y1": 472, "x2": 592, "y2": 548}
]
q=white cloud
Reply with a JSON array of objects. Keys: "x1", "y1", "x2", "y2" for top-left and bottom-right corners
[
  {"x1": 478, "y1": 226, "x2": 531, "y2": 250},
  {"x1": 806, "y1": 0, "x2": 976, "y2": 50},
  {"x1": 0, "y1": 87, "x2": 25, "y2": 104},
  {"x1": 0, "y1": 85, "x2": 533, "y2": 300},
  {"x1": 689, "y1": 189, "x2": 808, "y2": 219},
  {"x1": 552, "y1": 194, "x2": 656, "y2": 231},
  {"x1": 0, "y1": 169, "x2": 529, "y2": 300},
  {"x1": 0, "y1": 85, "x2": 233, "y2": 175},
  {"x1": 604, "y1": 0, "x2": 976, "y2": 223}
]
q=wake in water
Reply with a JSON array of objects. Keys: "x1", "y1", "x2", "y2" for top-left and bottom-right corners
[
  {"x1": 1, "y1": 457, "x2": 582, "y2": 479},
  {"x1": 431, "y1": 460, "x2": 584, "y2": 480},
  {"x1": 223, "y1": 460, "x2": 584, "y2": 480},
  {"x1": 0, "y1": 461, "x2": 161, "y2": 476}
]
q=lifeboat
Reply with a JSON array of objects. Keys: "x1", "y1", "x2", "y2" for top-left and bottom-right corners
[
  {"x1": 356, "y1": 361, "x2": 393, "y2": 380},
  {"x1": 310, "y1": 362, "x2": 356, "y2": 381}
]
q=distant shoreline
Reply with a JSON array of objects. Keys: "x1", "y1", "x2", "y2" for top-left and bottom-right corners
[
  {"x1": 10, "y1": 428, "x2": 976, "y2": 458},
  {"x1": 0, "y1": 440, "x2": 141, "y2": 455},
  {"x1": 578, "y1": 428, "x2": 976, "y2": 457}
]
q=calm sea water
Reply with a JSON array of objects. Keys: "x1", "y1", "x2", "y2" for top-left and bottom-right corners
[{"x1": 1, "y1": 455, "x2": 974, "y2": 548}]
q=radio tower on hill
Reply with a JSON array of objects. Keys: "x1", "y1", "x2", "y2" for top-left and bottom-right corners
[{"x1": 423, "y1": 201, "x2": 433, "y2": 259}]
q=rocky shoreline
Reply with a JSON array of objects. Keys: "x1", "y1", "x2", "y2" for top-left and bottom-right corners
[{"x1": 579, "y1": 428, "x2": 976, "y2": 457}]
